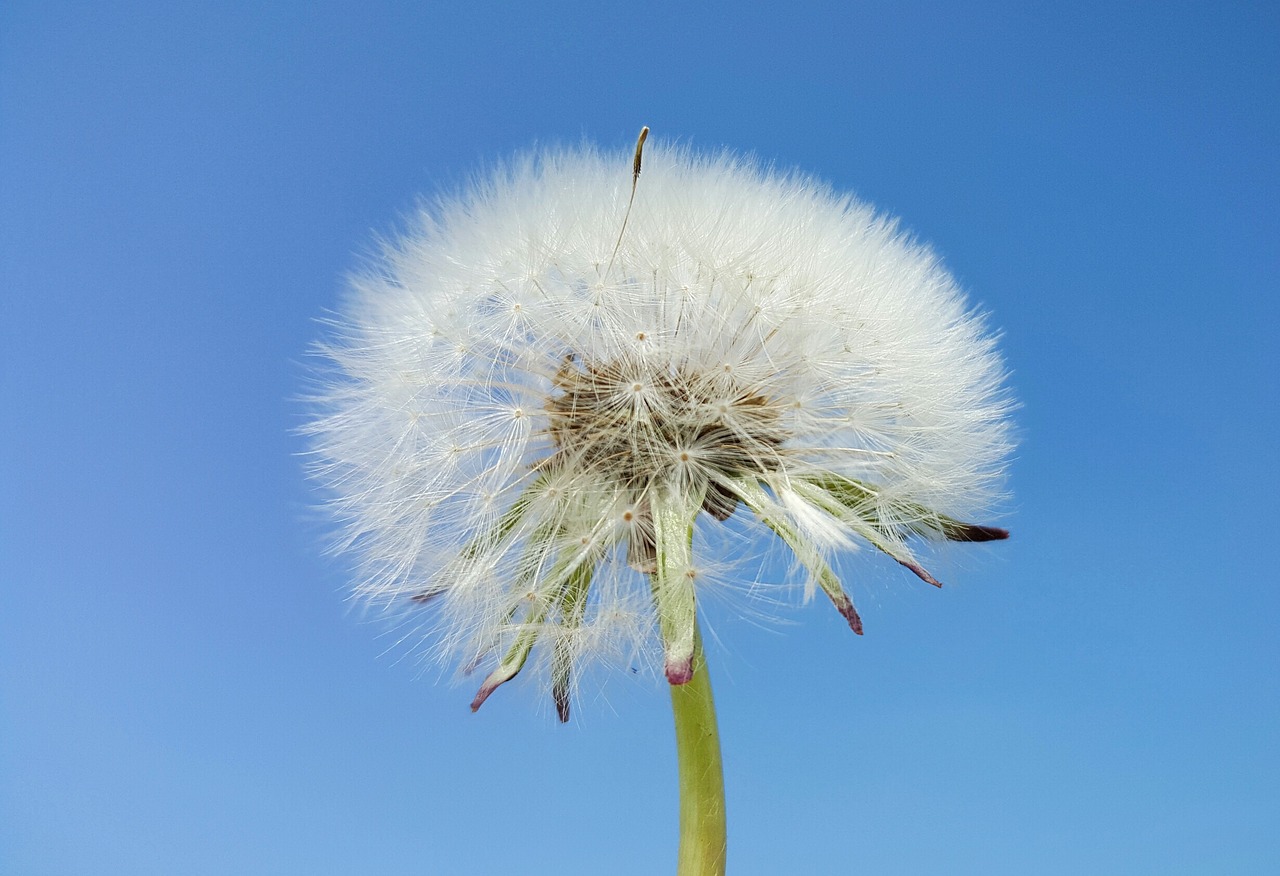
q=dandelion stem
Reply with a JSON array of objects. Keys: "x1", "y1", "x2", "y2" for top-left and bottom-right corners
[{"x1": 670, "y1": 624, "x2": 727, "y2": 876}]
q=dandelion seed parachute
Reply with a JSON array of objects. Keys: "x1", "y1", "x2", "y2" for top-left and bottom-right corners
[{"x1": 306, "y1": 138, "x2": 1012, "y2": 719}]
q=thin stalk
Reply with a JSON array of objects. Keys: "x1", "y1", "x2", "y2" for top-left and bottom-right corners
[{"x1": 670, "y1": 624, "x2": 727, "y2": 876}]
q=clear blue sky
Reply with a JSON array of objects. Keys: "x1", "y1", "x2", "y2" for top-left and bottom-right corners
[{"x1": 3, "y1": 2, "x2": 1277, "y2": 874}]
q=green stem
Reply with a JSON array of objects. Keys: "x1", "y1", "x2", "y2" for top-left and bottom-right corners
[{"x1": 670, "y1": 624, "x2": 726, "y2": 876}]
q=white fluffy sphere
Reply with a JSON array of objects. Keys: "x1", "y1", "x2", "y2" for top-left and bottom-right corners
[{"x1": 307, "y1": 139, "x2": 1012, "y2": 716}]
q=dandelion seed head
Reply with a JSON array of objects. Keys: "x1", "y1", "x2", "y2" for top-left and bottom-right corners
[{"x1": 306, "y1": 138, "x2": 1013, "y2": 713}]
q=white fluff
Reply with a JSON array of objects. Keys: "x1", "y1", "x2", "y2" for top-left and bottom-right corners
[{"x1": 305, "y1": 139, "x2": 1012, "y2": 710}]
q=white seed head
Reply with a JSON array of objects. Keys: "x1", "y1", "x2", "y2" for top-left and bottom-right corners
[{"x1": 305, "y1": 139, "x2": 1013, "y2": 714}]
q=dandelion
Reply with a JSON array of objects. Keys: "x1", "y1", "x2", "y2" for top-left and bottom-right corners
[{"x1": 306, "y1": 128, "x2": 1012, "y2": 874}]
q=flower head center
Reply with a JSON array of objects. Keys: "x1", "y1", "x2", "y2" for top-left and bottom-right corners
[{"x1": 543, "y1": 355, "x2": 786, "y2": 521}]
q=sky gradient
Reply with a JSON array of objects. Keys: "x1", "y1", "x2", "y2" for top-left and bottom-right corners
[{"x1": 3, "y1": 2, "x2": 1278, "y2": 874}]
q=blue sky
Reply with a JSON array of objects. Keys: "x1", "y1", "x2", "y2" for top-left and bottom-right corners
[{"x1": 2, "y1": 2, "x2": 1277, "y2": 874}]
